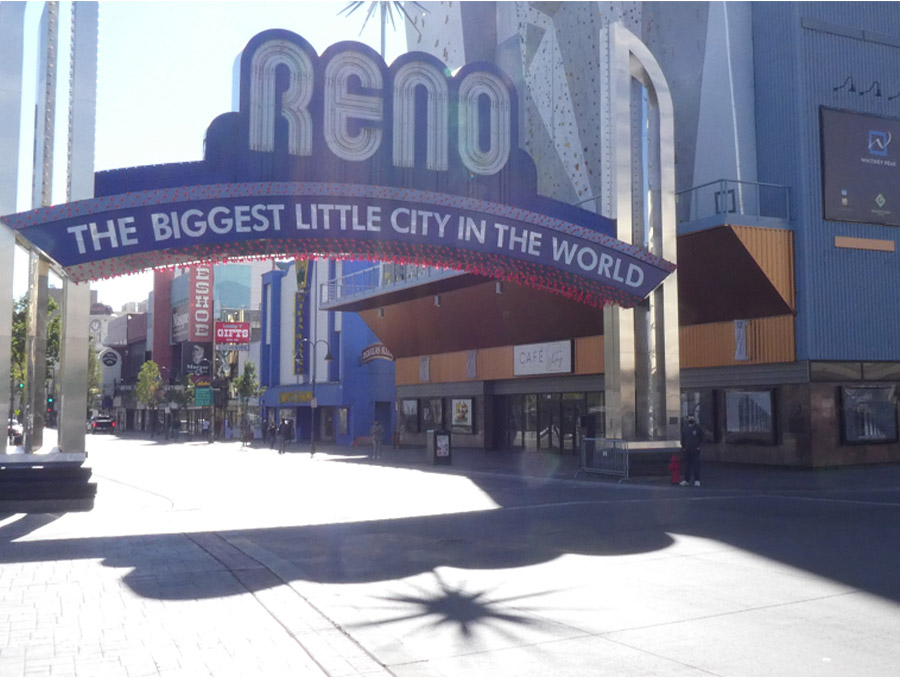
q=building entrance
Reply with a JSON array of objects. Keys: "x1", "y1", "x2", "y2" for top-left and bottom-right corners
[{"x1": 498, "y1": 392, "x2": 604, "y2": 455}]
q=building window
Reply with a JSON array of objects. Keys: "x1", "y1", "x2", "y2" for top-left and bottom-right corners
[
  {"x1": 422, "y1": 398, "x2": 443, "y2": 430},
  {"x1": 401, "y1": 399, "x2": 419, "y2": 433},
  {"x1": 724, "y1": 389, "x2": 776, "y2": 444},
  {"x1": 841, "y1": 386, "x2": 898, "y2": 444},
  {"x1": 681, "y1": 389, "x2": 717, "y2": 442}
]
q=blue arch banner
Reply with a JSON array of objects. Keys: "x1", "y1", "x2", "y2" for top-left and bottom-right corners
[
  {"x1": 2, "y1": 181, "x2": 672, "y2": 307},
  {"x1": 0, "y1": 29, "x2": 674, "y2": 309}
]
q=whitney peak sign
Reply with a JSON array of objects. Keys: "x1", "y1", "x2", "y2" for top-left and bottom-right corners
[{"x1": 1, "y1": 29, "x2": 674, "y2": 308}]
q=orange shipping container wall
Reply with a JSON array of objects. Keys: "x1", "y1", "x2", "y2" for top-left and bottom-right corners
[
  {"x1": 680, "y1": 315, "x2": 795, "y2": 368},
  {"x1": 396, "y1": 337, "x2": 607, "y2": 386},
  {"x1": 731, "y1": 226, "x2": 795, "y2": 309}
]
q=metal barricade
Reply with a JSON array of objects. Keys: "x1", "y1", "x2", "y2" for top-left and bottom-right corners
[{"x1": 577, "y1": 438, "x2": 630, "y2": 480}]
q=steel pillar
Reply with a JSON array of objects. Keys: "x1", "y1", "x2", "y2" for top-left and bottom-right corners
[
  {"x1": 0, "y1": 3, "x2": 26, "y2": 454},
  {"x1": 603, "y1": 22, "x2": 680, "y2": 442},
  {"x1": 24, "y1": 255, "x2": 49, "y2": 452},
  {"x1": 58, "y1": 2, "x2": 98, "y2": 454}
]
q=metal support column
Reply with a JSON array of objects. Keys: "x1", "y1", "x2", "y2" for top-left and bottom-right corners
[
  {"x1": 24, "y1": 255, "x2": 49, "y2": 452},
  {"x1": 23, "y1": 2, "x2": 60, "y2": 452},
  {"x1": 58, "y1": 2, "x2": 98, "y2": 454},
  {"x1": 603, "y1": 22, "x2": 681, "y2": 443},
  {"x1": 0, "y1": 3, "x2": 26, "y2": 454}
]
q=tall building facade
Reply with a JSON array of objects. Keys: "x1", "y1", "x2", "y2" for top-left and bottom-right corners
[
  {"x1": 317, "y1": 1, "x2": 900, "y2": 466},
  {"x1": 259, "y1": 259, "x2": 397, "y2": 447}
]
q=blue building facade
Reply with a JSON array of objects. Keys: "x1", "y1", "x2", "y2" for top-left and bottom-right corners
[
  {"x1": 334, "y1": 1, "x2": 900, "y2": 467},
  {"x1": 259, "y1": 259, "x2": 396, "y2": 447}
]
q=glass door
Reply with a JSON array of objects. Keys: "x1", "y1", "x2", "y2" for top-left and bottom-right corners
[
  {"x1": 538, "y1": 393, "x2": 560, "y2": 451},
  {"x1": 561, "y1": 393, "x2": 586, "y2": 455}
]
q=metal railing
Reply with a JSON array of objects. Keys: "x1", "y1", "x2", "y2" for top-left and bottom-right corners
[
  {"x1": 676, "y1": 179, "x2": 790, "y2": 224},
  {"x1": 320, "y1": 263, "x2": 462, "y2": 305},
  {"x1": 577, "y1": 438, "x2": 630, "y2": 480}
]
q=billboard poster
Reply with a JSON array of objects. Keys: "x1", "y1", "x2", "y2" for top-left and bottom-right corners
[
  {"x1": 171, "y1": 304, "x2": 189, "y2": 343},
  {"x1": 451, "y1": 398, "x2": 474, "y2": 433},
  {"x1": 183, "y1": 341, "x2": 212, "y2": 379},
  {"x1": 822, "y1": 107, "x2": 900, "y2": 226}
]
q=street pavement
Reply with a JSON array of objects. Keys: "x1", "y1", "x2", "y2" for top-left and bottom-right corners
[{"x1": 2, "y1": 433, "x2": 900, "y2": 676}]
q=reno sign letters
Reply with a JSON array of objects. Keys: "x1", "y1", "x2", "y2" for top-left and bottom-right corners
[{"x1": 1, "y1": 30, "x2": 674, "y2": 309}]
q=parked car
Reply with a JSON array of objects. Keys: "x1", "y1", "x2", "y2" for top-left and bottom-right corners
[
  {"x1": 7, "y1": 419, "x2": 23, "y2": 444},
  {"x1": 88, "y1": 415, "x2": 116, "y2": 434}
]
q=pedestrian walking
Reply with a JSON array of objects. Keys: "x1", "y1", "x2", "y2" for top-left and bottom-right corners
[
  {"x1": 267, "y1": 421, "x2": 277, "y2": 449},
  {"x1": 370, "y1": 419, "x2": 384, "y2": 459},
  {"x1": 278, "y1": 419, "x2": 293, "y2": 455},
  {"x1": 680, "y1": 414, "x2": 703, "y2": 487}
]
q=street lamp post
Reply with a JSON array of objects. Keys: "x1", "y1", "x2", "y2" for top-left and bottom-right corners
[{"x1": 299, "y1": 338, "x2": 333, "y2": 456}]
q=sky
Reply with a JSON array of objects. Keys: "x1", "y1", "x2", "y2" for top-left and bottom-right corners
[{"x1": 15, "y1": 0, "x2": 409, "y2": 310}]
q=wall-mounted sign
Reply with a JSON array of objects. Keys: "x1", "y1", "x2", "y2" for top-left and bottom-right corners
[
  {"x1": 194, "y1": 387, "x2": 213, "y2": 407},
  {"x1": 513, "y1": 340, "x2": 573, "y2": 376},
  {"x1": 100, "y1": 350, "x2": 119, "y2": 367},
  {"x1": 822, "y1": 107, "x2": 900, "y2": 227},
  {"x1": 189, "y1": 265, "x2": 213, "y2": 341},
  {"x1": 279, "y1": 390, "x2": 313, "y2": 404},
  {"x1": 361, "y1": 343, "x2": 393, "y2": 364},
  {"x1": 215, "y1": 321, "x2": 250, "y2": 351},
  {"x1": 2, "y1": 30, "x2": 674, "y2": 310},
  {"x1": 294, "y1": 262, "x2": 311, "y2": 375}
]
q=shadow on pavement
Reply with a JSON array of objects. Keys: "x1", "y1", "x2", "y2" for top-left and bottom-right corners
[{"x1": 2, "y1": 445, "x2": 900, "y2": 628}]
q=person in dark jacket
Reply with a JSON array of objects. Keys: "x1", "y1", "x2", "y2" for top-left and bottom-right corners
[
  {"x1": 278, "y1": 419, "x2": 293, "y2": 455},
  {"x1": 680, "y1": 415, "x2": 704, "y2": 487}
]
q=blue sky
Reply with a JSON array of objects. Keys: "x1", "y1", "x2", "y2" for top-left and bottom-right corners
[{"x1": 16, "y1": 1, "x2": 408, "y2": 309}]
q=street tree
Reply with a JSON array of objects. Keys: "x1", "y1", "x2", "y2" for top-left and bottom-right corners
[
  {"x1": 135, "y1": 361, "x2": 163, "y2": 410},
  {"x1": 87, "y1": 342, "x2": 102, "y2": 412},
  {"x1": 233, "y1": 361, "x2": 261, "y2": 425},
  {"x1": 164, "y1": 375, "x2": 195, "y2": 411},
  {"x1": 11, "y1": 294, "x2": 61, "y2": 388}
]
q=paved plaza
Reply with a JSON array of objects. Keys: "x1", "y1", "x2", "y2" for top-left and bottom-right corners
[{"x1": 1, "y1": 434, "x2": 900, "y2": 676}]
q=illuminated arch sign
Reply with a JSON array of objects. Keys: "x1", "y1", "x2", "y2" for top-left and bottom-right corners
[{"x1": 1, "y1": 29, "x2": 674, "y2": 308}]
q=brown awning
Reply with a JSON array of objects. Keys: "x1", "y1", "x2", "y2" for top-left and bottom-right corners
[
  {"x1": 358, "y1": 277, "x2": 605, "y2": 359},
  {"x1": 347, "y1": 225, "x2": 794, "y2": 358}
]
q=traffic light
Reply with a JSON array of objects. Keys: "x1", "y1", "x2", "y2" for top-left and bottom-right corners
[{"x1": 46, "y1": 395, "x2": 54, "y2": 414}]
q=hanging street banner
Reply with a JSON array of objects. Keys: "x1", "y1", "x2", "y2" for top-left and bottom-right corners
[{"x1": 0, "y1": 29, "x2": 675, "y2": 309}]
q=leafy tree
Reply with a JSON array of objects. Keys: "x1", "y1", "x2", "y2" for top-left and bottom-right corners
[
  {"x1": 87, "y1": 342, "x2": 102, "y2": 410},
  {"x1": 11, "y1": 294, "x2": 61, "y2": 388},
  {"x1": 233, "y1": 361, "x2": 260, "y2": 423},
  {"x1": 135, "y1": 360, "x2": 163, "y2": 409},
  {"x1": 164, "y1": 375, "x2": 195, "y2": 410}
]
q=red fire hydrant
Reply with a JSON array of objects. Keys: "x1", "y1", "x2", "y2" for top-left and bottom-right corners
[{"x1": 669, "y1": 454, "x2": 682, "y2": 484}]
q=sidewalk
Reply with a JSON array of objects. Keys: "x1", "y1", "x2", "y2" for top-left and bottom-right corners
[
  {"x1": 4, "y1": 435, "x2": 900, "y2": 677},
  {"x1": 263, "y1": 439, "x2": 900, "y2": 494}
]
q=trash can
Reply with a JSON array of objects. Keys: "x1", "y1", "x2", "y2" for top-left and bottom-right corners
[{"x1": 427, "y1": 429, "x2": 451, "y2": 465}]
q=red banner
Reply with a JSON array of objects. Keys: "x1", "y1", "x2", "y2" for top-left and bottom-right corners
[{"x1": 189, "y1": 265, "x2": 213, "y2": 342}]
